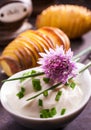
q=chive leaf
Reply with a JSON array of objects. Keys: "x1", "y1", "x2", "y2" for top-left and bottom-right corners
[
  {"x1": 70, "y1": 82, "x2": 76, "y2": 89},
  {"x1": 38, "y1": 99, "x2": 43, "y2": 106},
  {"x1": 40, "y1": 109, "x2": 49, "y2": 118},
  {"x1": 32, "y1": 78, "x2": 42, "y2": 91},
  {"x1": 40, "y1": 107, "x2": 57, "y2": 118},
  {"x1": 20, "y1": 70, "x2": 36, "y2": 82},
  {"x1": 55, "y1": 91, "x2": 62, "y2": 101},
  {"x1": 51, "y1": 107, "x2": 57, "y2": 116},
  {"x1": 16, "y1": 86, "x2": 25, "y2": 99},
  {"x1": 65, "y1": 80, "x2": 76, "y2": 89},
  {"x1": 43, "y1": 90, "x2": 48, "y2": 97},
  {"x1": 60, "y1": 108, "x2": 66, "y2": 115},
  {"x1": 30, "y1": 70, "x2": 37, "y2": 74},
  {"x1": 43, "y1": 77, "x2": 50, "y2": 83}
]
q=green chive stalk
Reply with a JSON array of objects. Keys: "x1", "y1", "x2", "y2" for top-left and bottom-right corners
[
  {"x1": 26, "y1": 62, "x2": 91, "y2": 101},
  {"x1": 73, "y1": 47, "x2": 91, "y2": 60},
  {"x1": 27, "y1": 82, "x2": 61, "y2": 101},
  {"x1": 2, "y1": 72, "x2": 44, "y2": 82},
  {"x1": 1, "y1": 47, "x2": 91, "y2": 101},
  {"x1": 2, "y1": 47, "x2": 91, "y2": 83},
  {"x1": 79, "y1": 61, "x2": 91, "y2": 73}
]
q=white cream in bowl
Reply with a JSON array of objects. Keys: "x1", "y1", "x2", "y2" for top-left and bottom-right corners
[
  {"x1": 0, "y1": 63, "x2": 91, "y2": 129},
  {"x1": 6, "y1": 74, "x2": 83, "y2": 118}
]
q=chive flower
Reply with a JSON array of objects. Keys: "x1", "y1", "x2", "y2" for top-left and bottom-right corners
[{"x1": 38, "y1": 46, "x2": 77, "y2": 84}]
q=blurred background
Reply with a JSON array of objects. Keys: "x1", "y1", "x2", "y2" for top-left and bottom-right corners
[
  {"x1": 0, "y1": 0, "x2": 91, "y2": 45},
  {"x1": 32, "y1": 0, "x2": 91, "y2": 16}
]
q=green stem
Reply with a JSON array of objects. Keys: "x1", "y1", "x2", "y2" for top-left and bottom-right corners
[
  {"x1": 2, "y1": 72, "x2": 44, "y2": 82},
  {"x1": 27, "y1": 82, "x2": 61, "y2": 101},
  {"x1": 27, "y1": 62, "x2": 91, "y2": 101},
  {"x1": 79, "y1": 61, "x2": 91, "y2": 73},
  {"x1": 73, "y1": 47, "x2": 91, "y2": 60},
  {"x1": 1, "y1": 47, "x2": 91, "y2": 101},
  {"x1": 2, "y1": 47, "x2": 91, "y2": 83}
]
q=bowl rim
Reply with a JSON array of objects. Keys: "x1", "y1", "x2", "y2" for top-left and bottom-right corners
[{"x1": 0, "y1": 63, "x2": 91, "y2": 121}]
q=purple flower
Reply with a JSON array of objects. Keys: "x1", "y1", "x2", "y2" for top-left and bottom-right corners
[{"x1": 38, "y1": 46, "x2": 77, "y2": 84}]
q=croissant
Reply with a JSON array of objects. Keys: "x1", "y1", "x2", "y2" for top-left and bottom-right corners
[
  {"x1": 36, "y1": 5, "x2": 91, "y2": 39},
  {"x1": 0, "y1": 27, "x2": 70, "y2": 76}
]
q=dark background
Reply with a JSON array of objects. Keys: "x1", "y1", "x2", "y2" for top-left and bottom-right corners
[
  {"x1": 31, "y1": 0, "x2": 91, "y2": 27},
  {"x1": 32, "y1": 0, "x2": 91, "y2": 16}
]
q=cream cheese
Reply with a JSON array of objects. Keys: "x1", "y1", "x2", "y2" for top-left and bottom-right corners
[{"x1": 6, "y1": 74, "x2": 83, "y2": 118}]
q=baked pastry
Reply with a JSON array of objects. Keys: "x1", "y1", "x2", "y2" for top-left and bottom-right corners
[
  {"x1": 0, "y1": 27, "x2": 70, "y2": 76},
  {"x1": 36, "y1": 5, "x2": 91, "y2": 39}
]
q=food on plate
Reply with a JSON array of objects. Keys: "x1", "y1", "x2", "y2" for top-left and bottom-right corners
[
  {"x1": 0, "y1": 27, "x2": 70, "y2": 76},
  {"x1": 36, "y1": 5, "x2": 91, "y2": 39}
]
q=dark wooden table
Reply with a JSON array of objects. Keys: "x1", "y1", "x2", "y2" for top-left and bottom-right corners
[{"x1": 0, "y1": 15, "x2": 91, "y2": 130}]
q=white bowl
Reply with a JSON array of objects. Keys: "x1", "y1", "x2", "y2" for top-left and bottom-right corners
[{"x1": 0, "y1": 63, "x2": 91, "y2": 130}]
